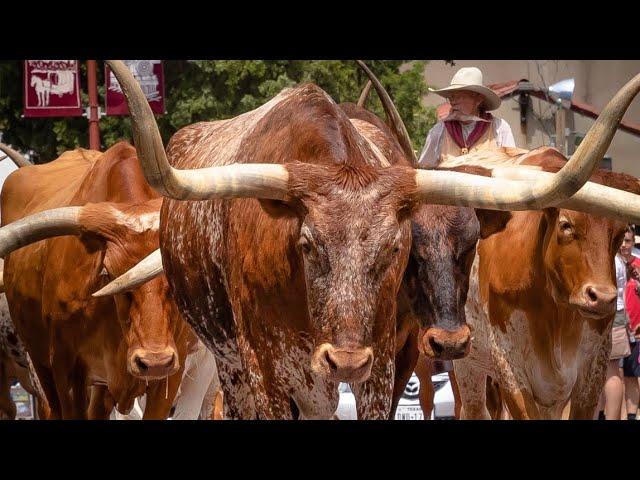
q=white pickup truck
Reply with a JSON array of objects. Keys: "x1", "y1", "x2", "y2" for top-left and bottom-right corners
[{"x1": 335, "y1": 372, "x2": 456, "y2": 420}]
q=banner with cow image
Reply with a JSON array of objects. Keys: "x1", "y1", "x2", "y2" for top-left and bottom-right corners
[
  {"x1": 23, "y1": 60, "x2": 83, "y2": 117},
  {"x1": 105, "y1": 60, "x2": 165, "y2": 116}
]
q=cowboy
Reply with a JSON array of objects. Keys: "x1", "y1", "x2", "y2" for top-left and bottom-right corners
[{"x1": 419, "y1": 67, "x2": 516, "y2": 168}]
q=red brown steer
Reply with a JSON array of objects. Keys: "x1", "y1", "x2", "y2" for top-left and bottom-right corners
[
  {"x1": 0, "y1": 143, "x2": 196, "y2": 419},
  {"x1": 448, "y1": 148, "x2": 640, "y2": 419}
]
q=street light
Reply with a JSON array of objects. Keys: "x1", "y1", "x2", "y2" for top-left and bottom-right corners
[
  {"x1": 548, "y1": 78, "x2": 575, "y2": 102},
  {"x1": 547, "y1": 78, "x2": 575, "y2": 154}
]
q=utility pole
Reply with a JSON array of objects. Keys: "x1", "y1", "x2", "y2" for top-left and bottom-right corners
[
  {"x1": 555, "y1": 102, "x2": 566, "y2": 155},
  {"x1": 87, "y1": 60, "x2": 101, "y2": 150}
]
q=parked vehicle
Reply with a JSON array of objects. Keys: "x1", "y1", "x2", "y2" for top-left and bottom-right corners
[{"x1": 335, "y1": 372, "x2": 457, "y2": 420}]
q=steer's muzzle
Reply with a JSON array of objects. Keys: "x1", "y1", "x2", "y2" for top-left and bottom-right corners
[
  {"x1": 128, "y1": 347, "x2": 179, "y2": 379},
  {"x1": 571, "y1": 283, "x2": 617, "y2": 318},
  {"x1": 419, "y1": 325, "x2": 471, "y2": 360},
  {"x1": 311, "y1": 343, "x2": 374, "y2": 383}
]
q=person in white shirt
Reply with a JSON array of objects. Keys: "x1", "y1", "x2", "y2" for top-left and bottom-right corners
[
  {"x1": 598, "y1": 227, "x2": 634, "y2": 419},
  {"x1": 418, "y1": 67, "x2": 516, "y2": 168}
]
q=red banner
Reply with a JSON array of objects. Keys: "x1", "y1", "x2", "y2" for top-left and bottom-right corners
[
  {"x1": 105, "y1": 60, "x2": 165, "y2": 116},
  {"x1": 23, "y1": 60, "x2": 83, "y2": 117}
]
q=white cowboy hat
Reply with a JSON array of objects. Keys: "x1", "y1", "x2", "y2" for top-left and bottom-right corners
[{"x1": 429, "y1": 67, "x2": 501, "y2": 111}]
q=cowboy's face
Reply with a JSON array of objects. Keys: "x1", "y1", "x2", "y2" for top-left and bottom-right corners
[{"x1": 448, "y1": 90, "x2": 484, "y2": 116}]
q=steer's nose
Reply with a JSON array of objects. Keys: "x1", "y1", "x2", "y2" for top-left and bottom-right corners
[
  {"x1": 128, "y1": 347, "x2": 179, "y2": 379},
  {"x1": 311, "y1": 344, "x2": 374, "y2": 383},
  {"x1": 582, "y1": 284, "x2": 617, "y2": 314},
  {"x1": 420, "y1": 325, "x2": 471, "y2": 360}
]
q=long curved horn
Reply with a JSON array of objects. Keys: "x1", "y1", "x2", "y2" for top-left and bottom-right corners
[
  {"x1": 415, "y1": 73, "x2": 640, "y2": 209},
  {"x1": 93, "y1": 249, "x2": 163, "y2": 297},
  {"x1": 0, "y1": 143, "x2": 31, "y2": 168},
  {"x1": 357, "y1": 80, "x2": 372, "y2": 108},
  {"x1": 0, "y1": 207, "x2": 84, "y2": 258},
  {"x1": 355, "y1": 60, "x2": 418, "y2": 167},
  {"x1": 491, "y1": 167, "x2": 640, "y2": 224},
  {"x1": 105, "y1": 60, "x2": 289, "y2": 201}
]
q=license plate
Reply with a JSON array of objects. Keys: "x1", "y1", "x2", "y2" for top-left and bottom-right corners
[{"x1": 395, "y1": 406, "x2": 424, "y2": 420}]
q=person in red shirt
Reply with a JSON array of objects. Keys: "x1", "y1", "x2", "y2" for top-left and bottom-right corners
[{"x1": 623, "y1": 256, "x2": 640, "y2": 420}]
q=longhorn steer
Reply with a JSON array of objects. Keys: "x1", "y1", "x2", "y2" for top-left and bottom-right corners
[{"x1": 0, "y1": 143, "x2": 196, "y2": 419}]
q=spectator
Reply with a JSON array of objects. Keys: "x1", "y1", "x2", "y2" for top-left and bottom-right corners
[
  {"x1": 623, "y1": 256, "x2": 640, "y2": 420},
  {"x1": 599, "y1": 226, "x2": 634, "y2": 419}
]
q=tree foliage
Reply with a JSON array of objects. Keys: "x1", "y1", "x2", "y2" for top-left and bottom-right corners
[{"x1": 0, "y1": 60, "x2": 437, "y2": 163}]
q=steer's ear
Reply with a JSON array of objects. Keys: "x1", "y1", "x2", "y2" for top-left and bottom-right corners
[
  {"x1": 475, "y1": 210, "x2": 513, "y2": 239},
  {"x1": 437, "y1": 164, "x2": 512, "y2": 238}
]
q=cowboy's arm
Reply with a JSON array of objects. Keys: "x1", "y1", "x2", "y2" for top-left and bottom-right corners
[
  {"x1": 418, "y1": 122, "x2": 444, "y2": 168},
  {"x1": 496, "y1": 118, "x2": 516, "y2": 148}
]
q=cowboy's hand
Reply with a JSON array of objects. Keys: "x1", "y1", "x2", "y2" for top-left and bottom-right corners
[{"x1": 634, "y1": 324, "x2": 640, "y2": 341}]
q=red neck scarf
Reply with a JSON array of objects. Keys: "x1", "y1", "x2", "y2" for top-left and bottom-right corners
[{"x1": 444, "y1": 112, "x2": 493, "y2": 151}]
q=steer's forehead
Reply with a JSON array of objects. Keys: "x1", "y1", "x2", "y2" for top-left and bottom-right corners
[
  {"x1": 304, "y1": 166, "x2": 411, "y2": 204},
  {"x1": 304, "y1": 193, "x2": 404, "y2": 249},
  {"x1": 312, "y1": 184, "x2": 402, "y2": 219},
  {"x1": 290, "y1": 164, "x2": 415, "y2": 241}
]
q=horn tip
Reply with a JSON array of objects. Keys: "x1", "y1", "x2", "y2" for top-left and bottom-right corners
[{"x1": 92, "y1": 286, "x2": 114, "y2": 298}]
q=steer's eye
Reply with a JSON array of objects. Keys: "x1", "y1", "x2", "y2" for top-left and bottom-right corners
[
  {"x1": 298, "y1": 236, "x2": 312, "y2": 254},
  {"x1": 559, "y1": 221, "x2": 573, "y2": 234}
]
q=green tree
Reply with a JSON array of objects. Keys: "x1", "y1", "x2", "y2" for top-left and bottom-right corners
[{"x1": 0, "y1": 60, "x2": 437, "y2": 163}]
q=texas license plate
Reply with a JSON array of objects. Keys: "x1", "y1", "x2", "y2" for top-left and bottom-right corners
[{"x1": 395, "y1": 406, "x2": 424, "y2": 420}]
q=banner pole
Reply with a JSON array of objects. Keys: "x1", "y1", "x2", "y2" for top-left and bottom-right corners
[{"x1": 87, "y1": 60, "x2": 101, "y2": 150}]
